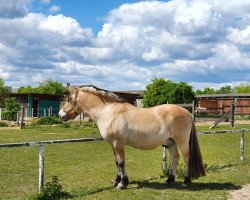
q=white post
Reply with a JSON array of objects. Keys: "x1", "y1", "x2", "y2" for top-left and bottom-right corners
[
  {"x1": 44, "y1": 109, "x2": 46, "y2": 117},
  {"x1": 31, "y1": 108, "x2": 34, "y2": 118},
  {"x1": 25, "y1": 109, "x2": 28, "y2": 118},
  {"x1": 162, "y1": 147, "x2": 167, "y2": 172},
  {"x1": 0, "y1": 108, "x2": 1, "y2": 121},
  {"x1": 240, "y1": 130, "x2": 244, "y2": 161},
  {"x1": 39, "y1": 145, "x2": 45, "y2": 193}
]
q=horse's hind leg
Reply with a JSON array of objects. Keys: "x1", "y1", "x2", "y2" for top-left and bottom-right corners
[
  {"x1": 179, "y1": 142, "x2": 191, "y2": 187},
  {"x1": 166, "y1": 142, "x2": 179, "y2": 185}
]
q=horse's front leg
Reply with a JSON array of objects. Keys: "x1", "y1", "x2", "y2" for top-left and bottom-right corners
[{"x1": 112, "y1": 140, "x2": 129, "y2": 190}]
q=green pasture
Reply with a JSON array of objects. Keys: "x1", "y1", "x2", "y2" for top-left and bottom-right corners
[{"x1": 0, "y1": 122, "x2": 250, "y2": 199}]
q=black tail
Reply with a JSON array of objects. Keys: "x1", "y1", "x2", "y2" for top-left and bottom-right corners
[{"x1": 189, "y1": 120, "x2": 206, "y2": 178}]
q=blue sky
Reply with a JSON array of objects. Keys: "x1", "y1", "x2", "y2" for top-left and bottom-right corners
[
  {"x1": 32, "y1": 0, "x2": 152, "y2": 34},
  {"x1": 0, "y1": 0, "x2": 249, "y2": 90}
]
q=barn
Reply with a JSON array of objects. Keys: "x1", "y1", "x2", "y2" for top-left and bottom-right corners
[
  {"x1": 7, "y1": 93, "x2": 63, "y2": 117},
  {"x1": 196, "y1": 93, "x2": 250, "y2": 115}
]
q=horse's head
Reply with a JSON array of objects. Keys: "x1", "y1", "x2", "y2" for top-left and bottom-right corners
[{"x1": 59, "y1": 88, "x2": 81, "y2": 121}]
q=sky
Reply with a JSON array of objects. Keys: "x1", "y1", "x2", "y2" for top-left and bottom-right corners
[{"x1": 0, "y1": 0, "x2": 250, "y2": 91}]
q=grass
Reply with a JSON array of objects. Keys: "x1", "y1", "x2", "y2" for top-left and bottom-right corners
[{"x1": 0, "y1": 122, "x2": 250, "y2": 199}]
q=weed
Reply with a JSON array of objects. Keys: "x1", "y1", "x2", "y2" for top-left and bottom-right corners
[
  {"x1": 0, "y1": 121, "x2": 8, "y2": 127},
  {"x1": 29, "y1": 176, "x2": 71, "y2": 200}
]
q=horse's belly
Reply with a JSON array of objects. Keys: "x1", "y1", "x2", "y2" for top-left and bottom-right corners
[{"x1": 126, "y1": 132, "x2": 167, "y2": 150}]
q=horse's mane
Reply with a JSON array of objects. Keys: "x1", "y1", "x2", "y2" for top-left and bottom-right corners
[{"x1": 76, "y1": 85, "x2": 126, "y2": 103}]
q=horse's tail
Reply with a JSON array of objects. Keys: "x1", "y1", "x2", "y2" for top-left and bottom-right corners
[{"x1": 189, "y1": 120, "x2": 206, "y2": 178}]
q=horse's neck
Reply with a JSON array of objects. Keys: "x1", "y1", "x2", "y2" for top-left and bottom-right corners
[{"x1": 78, "y1": 93, "x2": 106, "y2": 122}]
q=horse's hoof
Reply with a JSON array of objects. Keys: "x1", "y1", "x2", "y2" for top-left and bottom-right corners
[
  {"x1": 182, "y1": 177, "x2": 191, "y2": 187},
  {"x1": 166, "y1": 175, "x2": 175, "y2": 186},
  {"x1": 113, "y1": 180, "x2": 119, "y2": 187},
  {"x1": 181, "y1": 182, "x2": 189, "y2": 187},
  {"x1": 116, "y1": 183, "x2": 127, "y2": 190}
]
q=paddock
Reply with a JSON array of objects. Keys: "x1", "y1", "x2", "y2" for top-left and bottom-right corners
[{"x1": 0, "y1": 125, "x2": 249, "y2": 199}]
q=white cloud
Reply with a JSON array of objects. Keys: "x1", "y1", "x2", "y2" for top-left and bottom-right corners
[
  {"x1": 1, "y1": 0, "x2": 250, "y2": 90},
  {"x1": 227, "y1": 26, "x2": 250, "y2": 45},
  {"x1": 49, "y1": 5, "x2": 60, "y2": 13},
  {"x1": 40, "y1": 0, "x2": 51, "y2": 4},
  {"x1": 0, "y1": 0, "x2": 31, "y2": 18}
]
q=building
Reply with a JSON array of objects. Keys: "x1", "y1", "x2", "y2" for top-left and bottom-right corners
[
  {"x1": 113, "y1": 90, "x2": 144, "y2": 107},
  {"x1": 196, "y1": 93, "x2": 250, "y2": 115},
  {"x1": 7, "y1": 93, "x2": 63, "y2": 117}
]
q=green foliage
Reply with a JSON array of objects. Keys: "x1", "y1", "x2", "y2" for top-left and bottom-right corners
[
  {"x1": 36, "y1": 116, "x2": 62, "y2": 125},
  {"x1": 143, "y1": 78, "x2": 196, "y2": 107},
  {"x1": 2, "y1": 97, "x2": 21, "y2": 121},
  {"x1": 0, "y1": 78, "x2": 11, "y2": 104},
  {"x1": 235, "y1": 83, "x2": 250, "y2": 93},
  {"x1": 37, "y1": 79, "x2": 68, "y2": 95},
  {"x1": 17, "y1": 85, "x2": 38, "y2": 93},
  {"x1": 30, "y1": 176, "x2": 70, "y2": 200},
  {"x1": 17, "y1": 79, "x2": 68, "y2": 95},
  {"x1": 217, "y1": 85, "x2": 232, "y2": 94},
  {"x1": 0, "y1": 121, "x2": 8, "y2": 127},
  {"x1": 196, "y1": 83, "x2": 250, "y2": 94}
]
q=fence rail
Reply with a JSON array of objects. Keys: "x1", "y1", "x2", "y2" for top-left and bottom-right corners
[{"x1": 0, "y1": 137, "x2": 103, "y2": 193}]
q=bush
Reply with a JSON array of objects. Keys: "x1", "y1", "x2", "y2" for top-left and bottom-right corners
[
  {"x1": 36, "y1": 116, "x2": 62, "y2": 125},
  {"x1": 2, "y1": 97, "x2": 20, "y2": 121},
  {"x1": 0, "y1": 121, "x2": 8, "y2": 127},
  {"x1": 29, "y1": 176, "x2": 70, "y2": 200}
]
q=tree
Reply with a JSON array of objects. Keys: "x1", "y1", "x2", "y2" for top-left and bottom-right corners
[
  {"x1": 0, "y1": 78, "x2": 11, "y2": 107},
  {"x1": 171, "y1": 82, "x2": 196, "y2": 104},
  {"x1": 143, "y1": 78, "x2": 196, "y2": 107},
  {"x1": 2, "y1": 97, "x2": 21, "y2": 121},
  {"x1": 202, "y1": 87, "x2": 217, "y2": 94},
  {"x1": 217, "y1": 85, "x2": 232, "y2": 94},
  {"x1": 17, "y1": 85, "x2": 38, "y2": 93},
  {"x1": 17, "y1": 79, "x2": 68, "y2": 95},
  {"x1": 235, "y1": 83, "x2": 250, "y2": 93},
  {"x1": 37, "y1": 79, "x2": 68, "y2": 95}
]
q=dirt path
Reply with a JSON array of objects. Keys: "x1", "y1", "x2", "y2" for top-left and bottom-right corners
[{"x1": 229, "y1": 184, "x2": 250, "y2": 200}]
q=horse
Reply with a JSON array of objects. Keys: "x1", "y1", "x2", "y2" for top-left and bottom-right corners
[{"x1": 59, "y1": 85, "x2": 205, "y2": 190}]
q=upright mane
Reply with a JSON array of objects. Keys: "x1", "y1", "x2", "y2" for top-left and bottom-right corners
[{"x1": 77, "y1": 85, "x2": 126, "y2": 103}]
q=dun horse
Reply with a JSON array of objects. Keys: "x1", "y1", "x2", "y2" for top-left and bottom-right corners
[{"x1": 59, "y1": 86, "x2": 205, "y2": 190}]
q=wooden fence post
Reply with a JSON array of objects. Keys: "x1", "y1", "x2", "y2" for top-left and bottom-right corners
[
  {"x1": 20, "y1": 107, "x2": 25, "y2": 129},
  {"x1": 230, "y1": 102, "x2": 235, "y2": 128},
  {"x1": 0, "y1": 108, "x2": 2, "y2": 121},
  {"x1": 240, "y1": 129, "x2": 244, "y2": 161},
  {"x1": 39, "y1": 145, "x2": 45, "y2": 193},
  {"x1": 16, "y1": 112, "x2": 19, "y2": 125}
]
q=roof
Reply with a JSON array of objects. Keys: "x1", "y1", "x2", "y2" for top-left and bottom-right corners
[
  {"x1": 113, "y1": 90, "x2": 144, "y2": 95},
  {"x1": 196, "y1": 93, "x2": 250, "y2": 99},
  {"x1": 8, "y1": 93, "x2": 63, "y2": 98}
]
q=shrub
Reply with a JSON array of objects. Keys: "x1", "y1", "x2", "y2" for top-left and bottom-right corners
[
  {"x1": 29, "y1": 176, "x2": 70, "y2": 200},
  {"x1": 2, "y1": 97, "x2": 20, "y2": 121},
  {"x1": 0, "y1": 121, "x2": 8, "y2": 127},
  {"x1": 36, "y1": 116, "x2": 62, "y2": 125}
]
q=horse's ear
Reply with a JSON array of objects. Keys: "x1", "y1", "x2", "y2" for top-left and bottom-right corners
[{"x1": 68, "y1": 86, "x2": 77, "y2": 92}]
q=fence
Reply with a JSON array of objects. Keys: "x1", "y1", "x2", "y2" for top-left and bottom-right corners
[
  {"x1": 162, "y1": 128, "x2": 249, "y2": 171},
  {"x1": 0, "y1": 137, "x2": 103, "y2": 193},
  {"x1": 0, "y1": 107, "x2": 60, "y2": 121},
  {"x1": 0, "y1": 128, "x2": 248, "y2": 194}
]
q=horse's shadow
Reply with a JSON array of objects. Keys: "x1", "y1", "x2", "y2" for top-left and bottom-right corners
[
  {"x1": 71, "y1": 180, "x2": 241, "y2": 198},
  {"x1": 130, "y1": 180, "x2": 241, "y2": 191}
]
